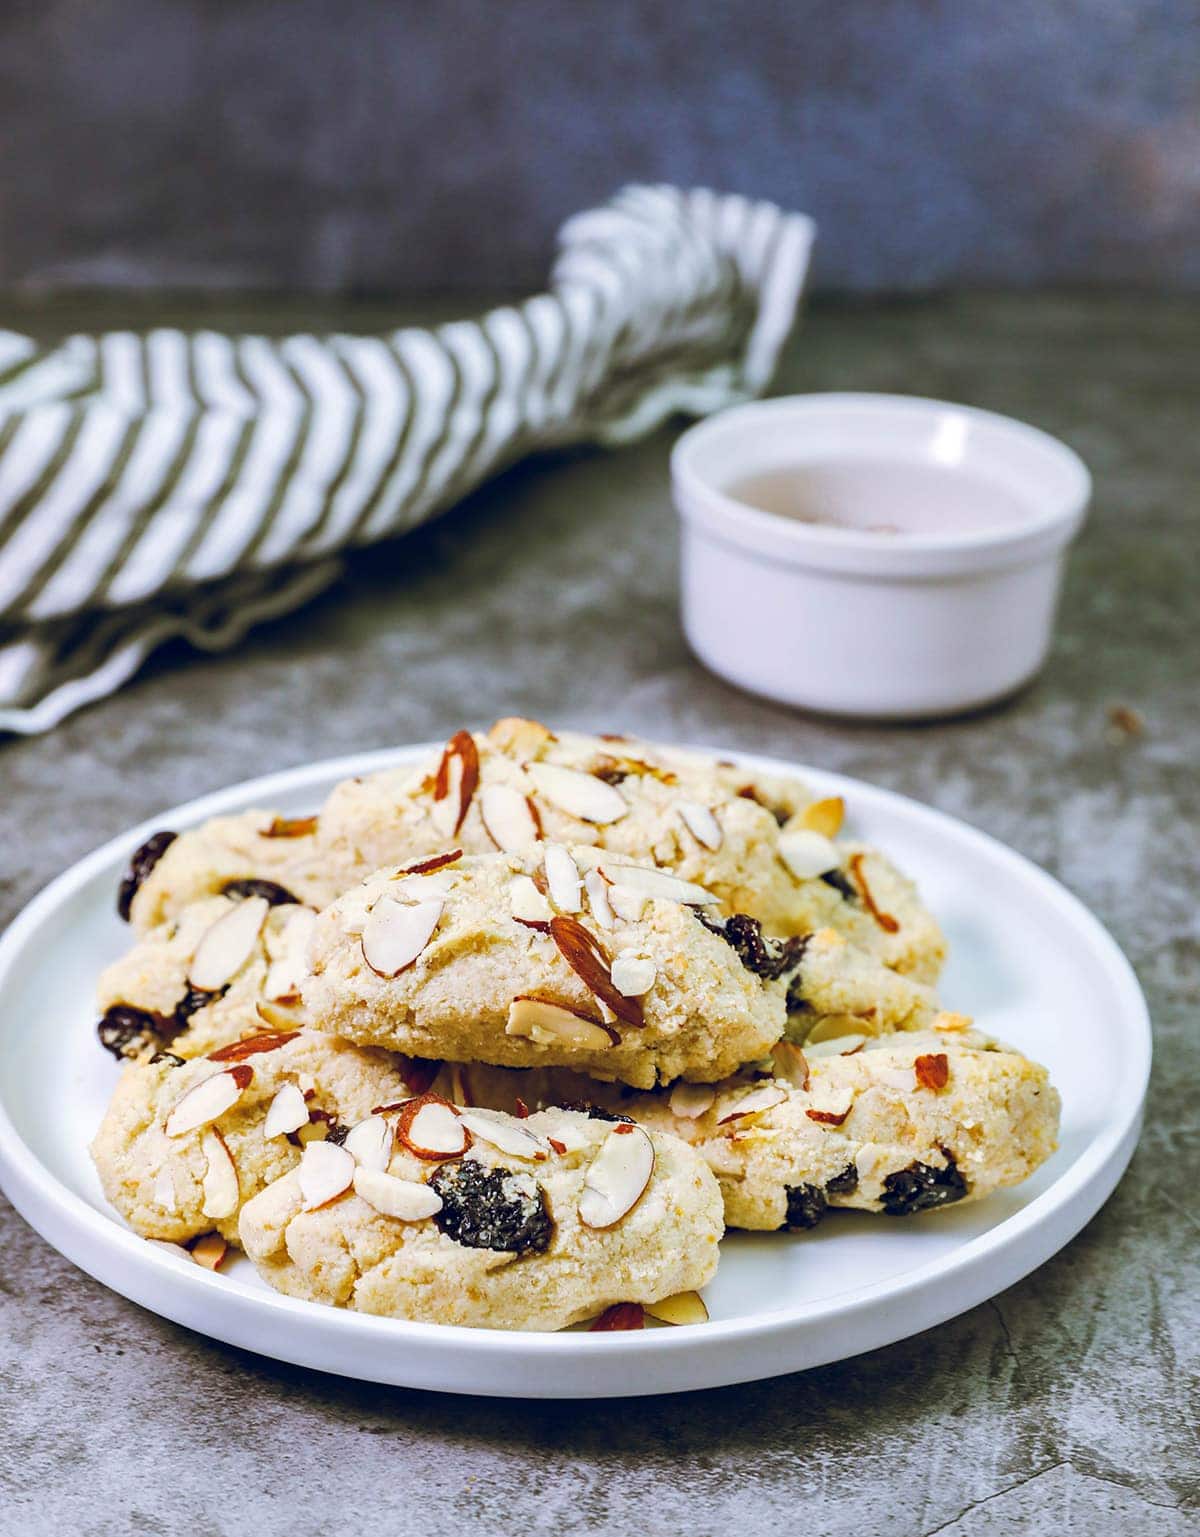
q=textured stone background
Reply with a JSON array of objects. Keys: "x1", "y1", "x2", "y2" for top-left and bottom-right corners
[
  {"x1": 0, "y1": 0, "x2": 1198, "y2": 293},
  {"x1": 0, "y1": 293, "x2": 1195, "y2": 1534}
]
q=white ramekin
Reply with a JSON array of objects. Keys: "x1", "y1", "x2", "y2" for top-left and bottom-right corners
[{"x1": 671, "y1": 393, "x2": 1091, "y2": 719}]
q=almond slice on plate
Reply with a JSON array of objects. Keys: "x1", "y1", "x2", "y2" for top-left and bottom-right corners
[
  {"x1": 595, "y1": 863, "x2": 718, "y2": 906},
  {"x1": 579, "y1": 1123, "x2": 655, "y2": 1228},
  {"x1": 526, "y1": 763, "x2": 628, "y2": 825},
  {"x1": 430, "y1": 730, "x2": 480, "y2": 837},
  {"x1": 506, "y1": 996, "x2": 619, "y2": 1051},
  {"x1": 297, "y1": 1140, "x2": 356, "y2": 1209},
  {"x1": 609, "y1": 951, "x2": 656, "y2": 998},
  {"x1": 396, "y1": 1094, "x2": 471, "y2": 1159},
  {"x1": 589, "y1": 1302, "x2": 645, "y2": 1331},
  {"x1": 668, "y1": 1082, "x2": 716, "y2": 1119},
  {"x1": 549, "y1": 915, "x2": 644, "y2": 1027},
  {"x1": 361, "y1": 896, "x2": 443, "y2": 977},
  {"x1": 800, "y1": 797, "x2": 845, "y2": 838},
  {"x1": 716, "y1": 1083, "x2": 787, "y2": 1124},
  {"x1": 188, "y1": 895, "x2": 270, "y2": 990},
  {"x1": 189, "y1": 1233, "x2": 228, "y2": 1271},
  {"x1": 644, "y1": 1291, "x2": 709, "y2": 1326},
  {"x1": 510, "y1": 874, "x2": 553, "y2": 924},
  {"x1": 352, "y1": 1166, "x2": 443, "y2": 1221},
  {"x1": 200, "y1": 1129, "x2": 239, "y2": 1219},
  {"x1": 583, "y1": 870, "x2": 615, "y2": 929},
  {"x1": 606, "y1": 883, "x2": 646, "y2": 923},
  {"x1": 457, "y1": 1108, "x2": 552, "y2": 1159},
  {"x1": 343, "y1": 1114, "x2": 394, "y2": 1171},
  {"x1": 263, "y1": 1081, "x2": 309, "y2": 1139},
  {"x1": 164, "y1": 1065, "x2": 253, "y2": 1138},
  {"x1": 481, "y1": 783, "x2": 542, "y2": 851},
  {"x1": 777, "y1": 830, "x2": 841, "y2": 881},
  {"x1": 145, "y1": 1238, "x2": 191, "y2": 1262},
  {"x1": 677, "y1": 801, "x2": 722, "y2": 851},
  {"x1": 543, "y1": 843, "x2": 582, "y2": 912}
]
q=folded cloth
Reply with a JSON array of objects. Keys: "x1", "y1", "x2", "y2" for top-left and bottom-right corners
[{"x1": 0, "y1": 185, "x2": 814, "y2": 734}]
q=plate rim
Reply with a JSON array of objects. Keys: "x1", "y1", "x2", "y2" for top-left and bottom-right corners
[{"x1": 0, "y1": 743, "x2": 1151, "y2": 1394}]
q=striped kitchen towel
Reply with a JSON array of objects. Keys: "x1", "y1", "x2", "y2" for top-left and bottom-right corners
[{"x1": 0, "y1": 185, "x2": 814, "y2": 734}]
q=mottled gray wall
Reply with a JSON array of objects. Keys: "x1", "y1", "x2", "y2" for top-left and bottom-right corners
[{"x1": 1, "y1": 0, "x2": 1197, "y2": 294}]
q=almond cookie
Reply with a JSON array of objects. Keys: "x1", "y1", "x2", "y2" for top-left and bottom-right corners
[
  {"x1": 447, "y1": 1024, "x2": 1060, "y2": 1231},
  {"x1": 238, "y1": 1102, "x2": 723, "y2": 1331},
  {"x1": 97, "y1": 893, "x2": 319, "y2": 1061},
  {"x1": 90, "y1": 1027, "x2": 416, "y2": 1246},
  {"x1": 302, "y1": 847, "x2": 787, "y2": 1088}
]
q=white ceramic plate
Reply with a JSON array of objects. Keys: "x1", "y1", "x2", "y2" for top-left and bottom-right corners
[{"x1": 0, "y1": 747, "x2": 1149, "y2": 1398}]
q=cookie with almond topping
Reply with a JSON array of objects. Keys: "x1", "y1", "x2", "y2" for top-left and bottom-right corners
[
  {"x1": 89, "y1": 1027, "x2": 414, "y2": 1246},
  {"x1": 451, "y1": 1026, "x2": 1060, "y2": 1231},
  {"x1": 302, "y1": 847, "x2": 788, "y2": 1089},
  {"x1": 238, "y1": 1105, "x2": 722, "y2": 1331}
]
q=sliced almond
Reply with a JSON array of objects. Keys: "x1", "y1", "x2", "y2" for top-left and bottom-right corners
[
  {"x1": 264, "y1": 814, "x2": 319, "y2": 839},
  {"x1": 644, "y1": 1291, "x2": 709, "y2": 1326},
  {"x1": 526, "y1": 762, "x2": 628, "y2": 824},
  {"x1": 607, "y1": 883, "x2": 646, "y2": 923},
  {"x1": 933, "y1": 1011, "x2": 972, "y2": 1033},
  {"x1": 677, "y1": 801, "x2": 722, "y2": 851},
  {"x1": 352, "y1": 1166, "x2": 443, "y2": 1221},
  {"x1": 801, "y1": 796, "x2": 845, "y2": 838},
  {"x1": 145, "y1": 1238, "x2": 190, "y2": 1261},
  {"x1": 669, "y1": 1081, "x2": 716, "y2": 1119},
  {"x1": 803, "y1": 1014, "x2": 870, "y2": 1046},
  {"x1": 481, "y1": 783, "x2": 542, "y2": 851},
  {"x1": 595, "y1": 862, "x2": 718, "y2": 906},
  {"x1": 589, "y1": 1302, "x2": 645, "y2": 1331},
  {"x1": 487, "y1": 716, "x2": 554, "y2": 758},
  {"x1": 399, "y1": 849, "x2": 463, "y2": 877},
  {"x1": 263, "y1": 1081, "x2": 310, "y2": 1139},
  {"x1": 506, "y1": 996, "x2": 618, "y2": 1051},
  {"x1": 584, "y1": 870, "x2": 615, "y2": 929},
  {"x1": 717, "y1": 1083, "x2": 787, "y2": 1124},
  {"x1": 805, "y1": 1033, "x2": 867, "y2": 1060},
  {"x1": 189, "y1": 1233, "x2": 228, "y2": 1271},
  {"x1": 200, "y1": 1129, "x2": 239, "y2": 1219},
  {"x1": 578, "y1": 1124, "x2": 655, "y2": 1228},
  {"x1": 361, "y1": 896, "x2": 443, "y2": 977},
  {"x1": 188, "y1": 895, "x2": 270, "y2": 991},
  {"x1": 396, "y1": 1094, "x2": 470, "y2": 1159},
  {"x1": 848, "y1": 852, "x2": 901, "y2": 933},
  {"x1": 510, "y1": 874, "x2": 553, "y2": 924},
  {"x1": 609, "y1": 952, "x2": 656, "y2": 997},
  {"x1": 543, "y1": 843, "x2": 582, "y2": 913},
  {"x1": 164, "y1": 1066, "x2": 253, "y2": 1138},
  {"x1": 209, "y1": 1030, "x2": 300, "y2": 1062},
  {"x1": 390, "y1": 869, "x2": 459, "y2": 903},
  {"x1": 549, "y1": 915, "x2": 644, "y2": 1027},
  {"x1": 343, "y1": 1114, "x2": 394, "y2": 1171},
  {"x1": 297, "y1": 1140, "x2": 356, "y2": 1209},
  {"x1": 457, "y1": 1108, "x2": 552, "y2": 1159},
  {"x1": 770, "y1": 1041, "x2": 811, "y2": 1087},
  {"x1": 255, "y1": 998, "x2": 304, "y2": 1030},
  {"x1": 778, "y1": 830, "x2": 841, "y2": 881}
]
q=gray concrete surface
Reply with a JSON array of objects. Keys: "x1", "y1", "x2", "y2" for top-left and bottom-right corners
[
  {"x1": 2, "y1": 2, "x2": 1199, "y2": 293},
  {"x1": 0, "y1": 294, "x2": 1196, "y2": 1535}
]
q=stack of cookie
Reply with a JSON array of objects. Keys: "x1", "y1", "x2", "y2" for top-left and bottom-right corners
[{"x1": 90, "y1": 719, "x2": 1061, "y2": 1332}]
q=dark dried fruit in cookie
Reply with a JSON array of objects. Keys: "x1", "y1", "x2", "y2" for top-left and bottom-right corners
[
  {"x1": 880, "y1": 1155, "x2": 968, "y2": 1216},
  {"x1": 819, "y1": 868, "x2": 858, "y2": 902},
  {"x1": 220, "y1": 878, "x2": 300, "y2": 908},
  {"x1": 175, "y1": 985, "x2": 224, "y2": 1024},
  {"x1": 97, "y1": 1004, "x2": 180, "y2": 1061},
  {"x1": 430, "y1": 1160, "x2": 553, "y2": 1254},
  {"x1": 555, "y1": 1101, "x2": 635, "y2": 1124},
  {"x1": 149, "y1": 1050, "x2": 186, "y2": 1066},
  {"x1": 696, "y1": 911, "x2": 809, "y2": 982},
  {"x1": 783, "y1": 1183, "x2": 828, "y2": 1230},
  {"x1": 826, "y1": 1163, "x2": 859, "y2": 1196},
  {"x1": 116, "y1": 831, "x2": 177, "y2": 921}
]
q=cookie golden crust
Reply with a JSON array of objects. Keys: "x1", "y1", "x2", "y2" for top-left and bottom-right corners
[
  {"x1": 302, "y1": 848, "x2": 787, "y2": 1089},
  {"x1": 444, "y1": 1026, "x2": 1061, "y2": 1232},
  {"x1": 238, "y1": 1106, "x2": 723, "y2": 1332},
  {"x1": 89, "y1": 1028, "x2": 415, "y2": 1245}
]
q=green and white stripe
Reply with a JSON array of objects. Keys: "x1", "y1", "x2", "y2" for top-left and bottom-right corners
[{"x1": 0, "y1": 186, "x2": 813, "y2": 733}]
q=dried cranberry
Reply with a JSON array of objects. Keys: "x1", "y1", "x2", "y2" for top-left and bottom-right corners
[
  {"x1": 783, "y1": 1183, "x2": 828, "y2": 1230},
  {"x1": 220, "y1": 878, "x2": 299, "y2": 907},
  {"x1": 696, "y1": 911, "x2": 808, "y2": 982},
  {"x1": 880, "y1": 1155, "x2": 967, "y2": 1216},
  {"x1": 826, "y1": 1163, "x2": 859, "y2": 1196},
  {"x1": 430, "y1": 1161, "x2": 553, "y2": 1254},
  {"x1": 96, "y1": 1004, "x2": 180, "y2": 1061},
  {"x1": 554, "y1": 1101, "x2": 635, "y2": 1124},
  {"x1": 116, "y1": 831, "x2": 177, "y2": 921},
  {"x1": 820, "y1": 868, "x2": 858, "y2": 903}
]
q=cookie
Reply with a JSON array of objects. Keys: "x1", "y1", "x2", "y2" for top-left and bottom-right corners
[
  {"x1": 446, "y1": 1023, "x2": 1060, "y2": 1231},
  {"x1": 238, "y1": 1102, "x2": 723, "y2": 1331},
  {"x1": 302, "y1": 846, "x2": 787, "y2": 1089},
  {"x1": 90, "y1": 1027, "x2": 416, "y2": 1245}
]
